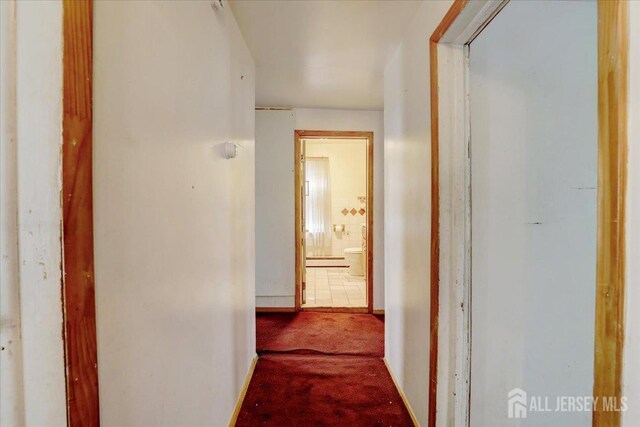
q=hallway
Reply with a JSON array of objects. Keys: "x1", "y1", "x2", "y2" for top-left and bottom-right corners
[
  {"x1": 2, "y1": 0, "x2": 637, "y2": 425},
  {"x1": 235, "y1": 313, "x2": 414, "y2": 426}
]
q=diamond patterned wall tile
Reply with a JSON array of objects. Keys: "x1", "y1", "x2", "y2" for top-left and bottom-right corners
[
  {"x1": 350, "y1": 208, "x2": 357, "y2": 216},
  {"x1": 341, "y1": 208, "x2": 349, "y2": 216},
  {"x1": 358, "y1": 208, "x2": 366, "y2": 215}
]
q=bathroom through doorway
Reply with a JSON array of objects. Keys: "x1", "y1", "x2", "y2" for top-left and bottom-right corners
[{"x1": 294, "y1": 130, "x2": 373, "y2": 312}]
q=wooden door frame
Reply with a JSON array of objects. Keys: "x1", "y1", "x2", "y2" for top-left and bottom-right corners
[
  {"x1": 428, "y1": 1, "x2": 629, "y2": 426},
  {"x1": 62, "y1": 0, "x2": 100, "y2": 425},
  {"x1": 294, "y1": 130, "x2": 374, "y2": 313}
]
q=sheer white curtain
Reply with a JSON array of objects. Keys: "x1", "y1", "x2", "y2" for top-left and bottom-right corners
[{"x1": 305, "y1": 157, "x2": 332, "y2": 256}]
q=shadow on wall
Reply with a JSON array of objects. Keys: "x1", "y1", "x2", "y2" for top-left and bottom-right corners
[{"x1": 383, "y1": 0, "x2": 454, "y2": 424}]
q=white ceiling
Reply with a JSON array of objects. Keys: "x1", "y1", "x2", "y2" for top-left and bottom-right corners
[{"x1": 228, "y1": 0, "x2": 421, "y2": 111}]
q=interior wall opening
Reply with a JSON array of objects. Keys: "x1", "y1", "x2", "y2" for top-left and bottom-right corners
[
  {"x1": 302, "y1": 137, "x2": 368, "y2": 309},
  {"x1": 468, "y1": 1, "x2": 597, "y2": 424},
  {"x1": 294, "y1": 131, "x2": 374, "y2": 312}
]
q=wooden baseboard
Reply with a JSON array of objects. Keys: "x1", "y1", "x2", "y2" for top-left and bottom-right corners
[
  {"x1": 301, "y1": 306, "x2": 369, "y2": 314},
  {"x1": 256, "y1": 307, "x2": 296, "y2": 313},
  {"x1": 306, "y1": 256, "x2": 345, "y2": 260},
  {"x1": 306, "y1": 264, "x2": 350, "y2": 268},
  {"x1": 256, "y1": 307, "x2": 383, "y2": 315},
  {"x1": 383, "y1": 358, "x2": 420, "y2": 427},
  {"x1": 228, "y1": 354, "x2": 258, "y2": 426}
]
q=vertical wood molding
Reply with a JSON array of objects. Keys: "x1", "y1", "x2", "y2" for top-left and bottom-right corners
[
  {"x1": 294, "y1": 131, "x2": 302, "y2": 311},
  {"x1": 62, "y1": 0, "x2": 100, "y2": 425},
  {"x1": 427, "y1": 38, "x2": 440, "y2": 427},
  {"x1": 228, "y1": 355, "x2": 259, "y2": 427},
  {"x1": 428, "y1": 4, "x2": 469, "y2": 425},
  {"x1": 593, "y1": 0, "x2": 628, "y2": 425},
  {"x1": 367, "y1": 132, "x2": 374, "y2": 313}
]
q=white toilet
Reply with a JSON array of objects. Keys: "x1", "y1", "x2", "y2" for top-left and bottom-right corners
[{"x1": 344, "y1": 247, "x2": 364, "y2": 276}]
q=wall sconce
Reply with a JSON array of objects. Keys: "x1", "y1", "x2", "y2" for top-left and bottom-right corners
[{"x1": 223, "y1": 142, "x2": 238, "y2": 159}]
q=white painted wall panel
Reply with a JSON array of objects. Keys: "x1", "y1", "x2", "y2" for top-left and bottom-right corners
[
  {"x1": 255, "y1": 110, "x2": 296, "y2": 307},
  {"x1": 14, "y1": 1, "x2": 67, "y2": 424},
  {"x1": 94, "y1": 2, "x2": 255, "y2": 425},
  {"x1": 469, "y1": 1, "x2": 597, "y2": 425},
  {"x1": 382, "y1": 1, "x2": 453, "y2": 423},
  {"x1": 1, "y1": 1, "x2": 24, "y2": 424}
]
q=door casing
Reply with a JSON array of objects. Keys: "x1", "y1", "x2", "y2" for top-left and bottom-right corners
[
  {"x1": 62, "y1": 0, "x2": 100, "y2": 425},
  {"x1": 428, "y1": 1, "x2": 629, "y2": 426},
  {"x1": 294, "y1": 130, "x2": 374, "y2": 313}
]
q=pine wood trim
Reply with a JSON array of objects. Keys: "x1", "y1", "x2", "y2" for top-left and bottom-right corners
[
  {"x1": 430, "y1": 0, "x2": 469, "y2": 43},
  {"x1": 256, "y1": 307, "x2": 297, "y2": 313},
  {"x1": 427, "y1": 37, "x2": 441, "y2": 427},
  {"x1": 427, "y1": 5, "x2": 471, "y2": 424},
  {"x1": 300, "y1": 307, "x2": 369, "y2": 314},
  {"x1": 593, "y1": 1, "x2": 628, "y2": 425},
  {"x1": 62, "y1": 0, "x2": 100, "y2": 425},
  {"x1": 384, "y1": 358, "x2": 419, "y2": 427},
  {"x1": 228, "y1": 355, "x2": 259, "y2": 426},
  {"x1": 367, "y1": 131, "x2": 375, "y2": 313},
  {"x1": 294, "y1": 130, "x2": 303, "y2": 311}
]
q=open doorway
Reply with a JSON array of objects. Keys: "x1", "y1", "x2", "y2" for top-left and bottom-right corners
[
  {"x1": 294, "y1": 130, "x2": 373, "y2": 312},
  {"x1": 429, "y1": 1, "x2": 628, "y2": 426}
]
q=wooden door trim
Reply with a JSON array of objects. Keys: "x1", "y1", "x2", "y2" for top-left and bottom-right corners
[
  {"x1": 429, "y1": 0, "x2": 629, "y2": 426},
  {"x1": 294, "y1": 130, "x2": 374, "y2": 313},
  {"x1": 294, "y1": 130, "x2": 303, "y2": 311},
  {"x1": 429, "y1": 3, "x2": 509, "y2": 425},
  {"x1": 593, "y1": 1, "x2": 628, "y2": 425},
  {"x1": 62, "y1": 0, "x2": 100, "y2": 425}
]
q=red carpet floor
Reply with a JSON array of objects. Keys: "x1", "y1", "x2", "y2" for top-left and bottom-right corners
[
  {"x1": 235, "y1": 354, "x2": 414, "y2": 426},
  {"x1": 236, "y1": 313, "x2": 414, "y2": 426},
  {"x1": 256, "y1": 312, "x2": 384, "y2": 357}
]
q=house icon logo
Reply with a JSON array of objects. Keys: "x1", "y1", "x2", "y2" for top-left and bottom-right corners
[{"x1": 508, "y1": 388, "x2": 527, "y2": 419}]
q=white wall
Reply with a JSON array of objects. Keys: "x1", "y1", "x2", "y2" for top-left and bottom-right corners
[
  {"x1": 255, "y1": 108, "x2": 384, "y2": 309},
  {"x1": 305, "y1": 139, "x2": 367, "y2": 256},
  {"x1": 255, "y1": 110, "x2": 296, "y2": 307},
  {"x1": 383, "y1": 1, "x2": 453, "y2": 423},
  {"x1": 93, "y1": 2, "x2": 255, "y2": 425},
  {"x1": 469, "y1": 1, "x2": 597, "y2": 425},
  {"x1": 623, "y1": 3, "x2": 640, "y2": 426},
  {"x1": 1, "y1": 1, "x2": 24, "y2": 424},
  {"x1": 13, "y1": 1, "x2": 68, "y2": 425}
]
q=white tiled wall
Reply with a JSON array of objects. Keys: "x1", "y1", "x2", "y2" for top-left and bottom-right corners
[{"x1": 331, "y1": 196, "x2": 366, "y2": 256}]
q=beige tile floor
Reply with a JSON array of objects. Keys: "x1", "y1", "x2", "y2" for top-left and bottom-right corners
[{"x1": 302, "y1": 267, "x2": 367, "y2": 308}]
